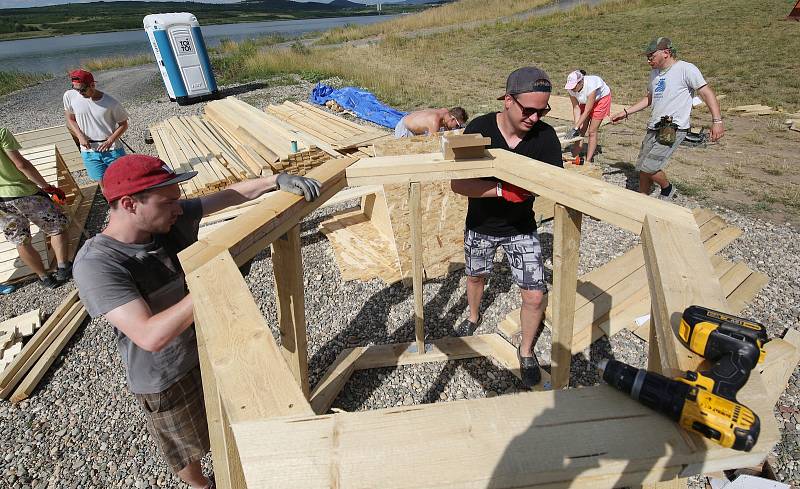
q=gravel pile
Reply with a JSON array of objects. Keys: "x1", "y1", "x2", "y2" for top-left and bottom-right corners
[{"x1": 0, "y1": 66, "x2": 797, "y2": 488}]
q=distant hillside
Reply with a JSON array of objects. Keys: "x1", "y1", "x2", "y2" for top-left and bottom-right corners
[{"x1": 0, "y1": 0, "x2": 426, "y2": 40}]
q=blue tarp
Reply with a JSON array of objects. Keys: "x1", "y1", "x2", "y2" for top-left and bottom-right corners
[{"x1": 309, "y1": 83, "x2": 406, "y2": 130}]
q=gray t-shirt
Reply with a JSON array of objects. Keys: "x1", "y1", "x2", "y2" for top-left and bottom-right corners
[
  {"x1": 74, "y1": 199, "x2": 203, "y2": 394},
  {"x1": 63, "y1": 90, "x2": 129, "y2": 151},
  {"x1": 647, "y1": 60, "x2": 706, "y2": 130}
]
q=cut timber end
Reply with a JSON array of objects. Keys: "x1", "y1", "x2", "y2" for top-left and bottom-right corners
[{"x1": 441, "y1": 134, "x2": 491, "y2": 160}]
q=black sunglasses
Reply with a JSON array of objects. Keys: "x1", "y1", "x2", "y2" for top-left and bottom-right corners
[{"x1": 510, "y1": 95, "x2": 551, "y2": 118}]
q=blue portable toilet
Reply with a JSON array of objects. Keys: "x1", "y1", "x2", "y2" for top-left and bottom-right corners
[{"x1": 144, "y1": 13, "x2": 220, "y2": 105}]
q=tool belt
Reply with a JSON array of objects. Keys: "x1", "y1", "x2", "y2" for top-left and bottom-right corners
[{"x1": 654, "y1": 116, "x2": 679, "y2": 146}]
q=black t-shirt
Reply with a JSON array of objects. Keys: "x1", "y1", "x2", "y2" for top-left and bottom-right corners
[{"x1": 463, "y1": 112, "x2": 563, "y2": 236}]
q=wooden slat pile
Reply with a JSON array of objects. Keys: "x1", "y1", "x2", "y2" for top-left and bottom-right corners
[
  {"x1": 265, "y1": 100, "x2": 391, "y2": 152},
  {"x1": 150, "y1": 115, "x2": 259, "y2": 198},
  {"x1": 499, "y1": 208, "x2": 769, "y2": 352},
  {"x1": 0, "y1": 290, "x2": 87, "y2": 403},
  {"x1": 0, "y1": 145, "x2": 86, "y2": 283},
  {"x1": 0, "y1": 310, "x2": 41, "y2": 372},
  {"x1": 15, "y1": 125, "x2": 83, "y2": 173}
]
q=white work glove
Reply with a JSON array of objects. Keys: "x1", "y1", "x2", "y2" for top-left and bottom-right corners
[{"x1": 276, "y1": 173, "x2": 322, "y2": 202}]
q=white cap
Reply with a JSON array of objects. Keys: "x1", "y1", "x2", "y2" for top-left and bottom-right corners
[{"x1": 564, "y1": 70, "x2": 584, "y2": 90}]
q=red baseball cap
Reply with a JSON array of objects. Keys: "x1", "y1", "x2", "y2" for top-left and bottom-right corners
[
  {"x1": 102, "y1": 154, "x2": 197, "y2": 202},
  {"x1": 69, "y1": 69, "x2": 94, "y2": 86}
]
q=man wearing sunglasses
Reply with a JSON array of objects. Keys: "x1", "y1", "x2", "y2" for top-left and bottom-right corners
[
  {"x1": 64, "y1": 69, "x2": 130, "y2": 184},
  {"x1": 394, "y1": 106, "x2": 468, "y2": 138},
  {"x1": 611, "y1": 37, "x2": 724, "y2": 200},
  {"x1": 451, "y1": 66, "x2": 562, "y2": 388}
]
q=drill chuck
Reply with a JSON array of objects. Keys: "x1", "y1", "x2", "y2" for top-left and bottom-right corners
[{"x1": 598, "y1": 359, "x2": 688, "y2": 422}]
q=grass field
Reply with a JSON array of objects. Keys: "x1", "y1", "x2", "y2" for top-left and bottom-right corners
[
  {"x1": 84, "y1": 54, "x2": 154, "y2": 72},
  {"x1": 218, "y1": 0, "x2": 799, "y2": 115},
  {"x1": 0, "y1": 71, "x2": 49, "y2": 98}
]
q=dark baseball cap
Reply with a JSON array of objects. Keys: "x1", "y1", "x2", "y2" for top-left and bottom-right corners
[
  {"x1": 497, "y1": 66, "x2": 552, "y2": 100},
  {"x1": 69, "y1": 69, "x2": 94, "y2": 86},
  {"x1": 102, "y1": 154, "x2": 196, "y2": 202},
  {"x1": 643, "y1": 37, "x2": 674, "y2": 55}
]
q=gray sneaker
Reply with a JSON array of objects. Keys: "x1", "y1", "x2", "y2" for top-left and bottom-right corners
[
  {"x1": 39, "y1": 274, "x2": 62, "y2": 290},
  {"x1": 455, "y1": 313, "x2": 482, "y2": 337},
  {"x1": 517, "y1": 346, "x2": 542, "y2": 388},
  {"x1": 55, "y1": 262, "x2": 73, "y2": 282}
]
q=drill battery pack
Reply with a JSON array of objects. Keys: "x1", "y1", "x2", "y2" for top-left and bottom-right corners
[{"x1": 679, "y1": 305, "x2": 767, "y2": 362}]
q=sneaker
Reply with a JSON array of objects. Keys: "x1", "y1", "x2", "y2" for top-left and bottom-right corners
[
  {"x1": 55, "y1": 262, "x2": 73, "y2": 282},
  {"x1": 517, "y1": 346, "x2": 542, "y2": 388},
  {"x1": 658, "y1": 185, "x2": 677, "y2": 201},
  {"x1": 455, "y1": 313, "x2": 482, "y2": 337},
  {"x1": 39, "y1": 274, "x2": 62, "y2": 290}
]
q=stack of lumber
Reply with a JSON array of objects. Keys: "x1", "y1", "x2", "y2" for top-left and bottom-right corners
[
  {"x1": 727, "y1": 104, "x2": 800, "y2": 117},
  {"x1": 0, "y1": 290, "x2": 87, "y2": 403},
  {"x1": 499, "y1": 208, "x2": 769, "y2": 352},
  {"x1": 0, "y1": 145, "x2": 87, "y2": 284},
  {"x1": 150, "y1": 115, "x2": 258, "y2": 198},
  {"x1": 15, "y1": 125, "x2": 83, "y2": 172},
  {"x1": 265, "y1": 100, "x2": 391, "y2": 152},
  {"x1": 0, "y1": 310, "x2": 41, "y2": 372}
]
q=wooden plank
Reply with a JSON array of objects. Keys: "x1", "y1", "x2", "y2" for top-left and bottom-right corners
[
  {"x1": 230, "y1": 379, "x2": 778, "y2": 488},
  {"x1": 726, "y1": 271, "x2": 769, "y2": 313},
  {"x1": 493, "y1": 149, "x2": 695, "y2": 234},
  {"x1": 345, "y1": 152, "x2": 493, "y2": 178},
  {"x1": 185, "y1": 250, "x2": 313, "y2": 422},
  {"x1": 550, "y1": 205, "x2": 582, "y2": 389},
  {"x1": 0, "y1": 309, "x2": 41, "y2": 337},
  {"x1": 409, "y1": 182, "x2": 425, "y2": 353},
  {"x1": 0, "y1": 290, "x2": 79, "y2": 397},
  {"x1": 271, "y1": 225, "x2": 310, "y2": 398},
  {"x1": 758, "y1": 328, "x2": 800, "y2": 406},
  {"x1": 10, "y1": 304, "x2": 87, "y2": 402},
  {"x1": 179, "y1": 157, "x2": 358, "y2": 274},
  {"x1": 309, "y1": 347, "x2": 366, "y2": 415},
  {"x1": 641, "y1": 216, "x2": 729, "y2": 376}
]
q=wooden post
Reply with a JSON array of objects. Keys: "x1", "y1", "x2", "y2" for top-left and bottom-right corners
[
  {"x1": 271, "y1": 225, "x2": 310, "y2": 397},
  {"x1": 409, "y1": 182, "x2": 425, "y2": 353},
  {"x1": 550, "y1": 204, "x2": 582, "y2": 388},
  {"x1": 197, "y1": 334, "x2": 247, "y2": 489}
]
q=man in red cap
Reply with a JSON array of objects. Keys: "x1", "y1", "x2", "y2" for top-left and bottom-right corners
[
  {"x1": 451, "y1": 66, "x2": 563, "y2": 388},
  {"x1": 64, "y1": 69, "x2": 129, "y2": 184},
  {"x1": 72, "y1": 155, "x2": 321, "y2": 488}
]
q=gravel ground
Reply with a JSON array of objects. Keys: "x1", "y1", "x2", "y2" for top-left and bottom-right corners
[{"x1": 0, "y1": 65, "x2": 798, "y2": 488}]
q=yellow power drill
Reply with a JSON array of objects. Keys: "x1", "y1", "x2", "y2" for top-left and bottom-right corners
[{"x1": 598, "y1": 306, "x2": 768, "y2": 452}]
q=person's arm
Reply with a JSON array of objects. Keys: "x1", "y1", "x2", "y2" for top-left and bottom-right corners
[
  {"x1": 450, "y1": 179, "x2": 498, "y2": 198},
  {"x1": 575, "y1": 90, "x2": 598, "y2": 129},
  {"x1": 65, "y1": 111, "x2": 90, "y2": 149},
  {"x1": 426, "y1": 113, "x2": 442, "y2": 135},
  {"x1": 611, "y1": 93, "x2": 652, "y2": 123},
  {"x1": 696, "y1": 84, "x2": 725, "y2": 142},
  {"x1": 97, "y1": 120, "x2": 128, "y2": 152},
  {"x1": 104, "y1": 295, "x2": 194, "y2": 352},
  {"x1": 569, "y1": 95, "x2": 581, "y2": 126},
  {"x1": 7, "y1": 149, "x2": 51, "y2": 189},
  {"x1": 199, "y1": 172, "x2": 322, "y2": 216}
]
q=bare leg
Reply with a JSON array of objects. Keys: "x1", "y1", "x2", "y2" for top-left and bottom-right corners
[
  {"x1": 650, "y1": 170, "x2": 670, "y2": 189},
  {"x1": 49, "y1": 232, "x2": 69, "y2": 266},
  {"x1": 519, "y1": 289, "x2": 546, "y2": 357},
  {"x1": 638, "y1": 171, "x2": 654, "y2": 194},
  {"x1": 16, "y1": 240, "x2": 47, "y2": 278},
  {"x1": 176, "y1": 460, "x2": 211, "y2": 488},
  {"x1": 465, "y1": 275, "x2": 485, "y2": 323},
  {"x1": 585, "y1": 119, "x2": 602, "y2": 163}
]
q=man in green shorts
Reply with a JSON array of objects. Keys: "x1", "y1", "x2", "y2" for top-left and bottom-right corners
[{"x1": 0, "y1": 127, "x2": 71, "y2": 290}]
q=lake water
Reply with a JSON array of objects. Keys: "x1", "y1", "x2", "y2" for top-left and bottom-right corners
[{"x1": 0, "y1": 14, "x2": 397, "y2": 74}]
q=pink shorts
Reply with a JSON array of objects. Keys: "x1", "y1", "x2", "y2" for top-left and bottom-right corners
[{"x1": 580, "y1": 94, "x2": 612, "y2": 120}]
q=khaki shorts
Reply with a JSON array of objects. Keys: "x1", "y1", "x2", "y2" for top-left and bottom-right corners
[
  {"x1": 134, "y1": 366, "x2": 210, "y2": 472},
  {"x1": 635, "y1": 129, "x2": 688, "y2": 174},
  {"x1": 0, "y1": 193, "x2": 68, "y2": 245}
]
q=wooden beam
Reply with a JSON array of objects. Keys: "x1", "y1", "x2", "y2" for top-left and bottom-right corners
[
  {"x1": 178, "y1": 157, "x2": 358, "y2": 274},
  {"x1": 185, "y1": 250, "x2": 313, "y2": 422},
  {"x1": 309, "y1": 347, "x2": 366, "y2": 415},
  {"x1": 640, "y1": 216, "x2": 728, "y2": 376},
  {"x1": 230, "y1": 379, "x2": 778, "y2": 488},
  {"x1": 271, "y1": 225, "x2": 310, "y2": 397},
  {"x1": 550, "y1": 205, "x2": 582, "y2": 388},
  {"x1": 409, "y1": 182, "x2": 425, "y2": 353},
  {"x1": 492, "y1": 149, "x2": 695, "y2": 234},
  {"x1": 344, "y1": 152, "x2": 495, "y2": 186}
]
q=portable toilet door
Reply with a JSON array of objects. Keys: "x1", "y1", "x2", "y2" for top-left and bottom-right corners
[{"x1": 144, "y1": 13, "x2": 220, "y2": 105}]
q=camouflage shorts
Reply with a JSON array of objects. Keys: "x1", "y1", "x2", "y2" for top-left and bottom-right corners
[
  {"x1": 0, "y1": 193, "x2": 69, "y2": 245},
  {"x1": 464, "y1": 229, "x2": 547, "y2": 291}
]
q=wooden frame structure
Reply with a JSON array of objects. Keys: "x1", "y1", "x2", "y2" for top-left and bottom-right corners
[{"x1": 178, "y1": 148, "x2": 780, "y2": 488}]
